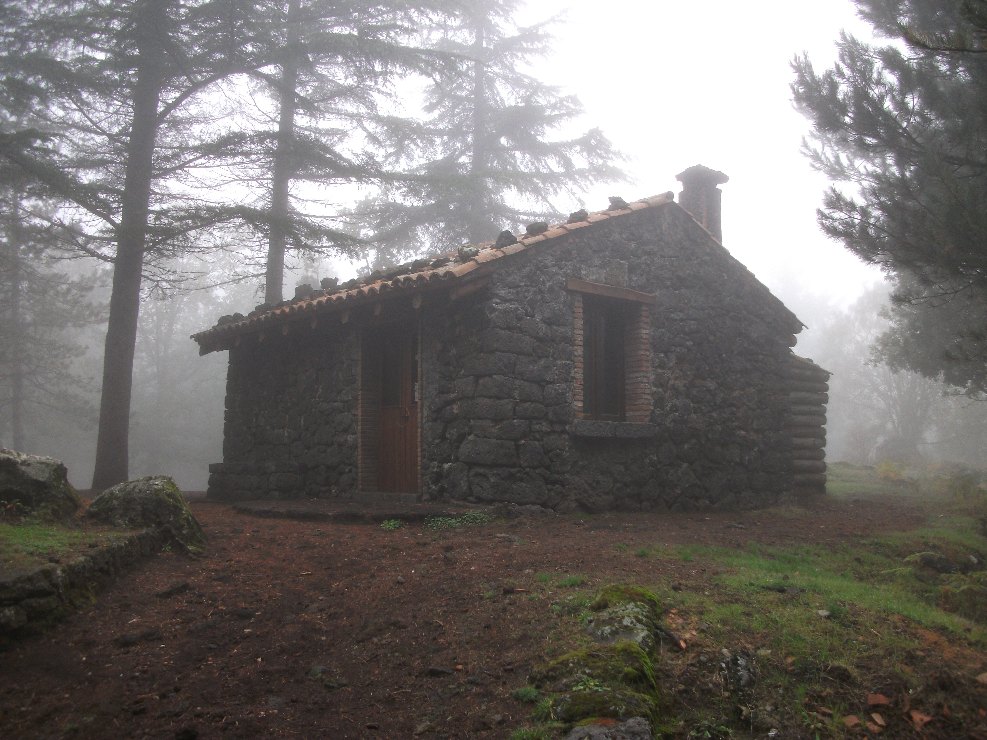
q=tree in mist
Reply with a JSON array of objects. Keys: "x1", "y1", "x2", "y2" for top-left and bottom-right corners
[
  {"x1": 0, "y1": 11, "x2": 104, "y2": 453},
  {"x1": 810, "y1": 284, "x2": 987, "y2": 466},
  {"x1": 351, "y1": 0, "x2": 625, "y2": 261},
  {"x1": 0, "y1": 168, "x2": 103, "y2": 451},
  {"x1": 0, "y1": 0, "x2": 272, "y2": 489},
  {"x1": 793, "y1": 0, "x2": 987, "y2": 395},
  {"x1": 129, "y1": 257, "x2": 257, "y2": 487},
  {"x1": 211, "y1": 0, "x2": 465, "y2": 305}
]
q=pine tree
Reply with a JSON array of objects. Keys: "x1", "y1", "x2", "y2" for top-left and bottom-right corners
[
  {"x1": 0, "y1": 0, "x2": 271, "y2": 488},
  {"x1": 207, "y1": 0, "x2": 463, "y2": 304},
  {"x1": 0, "y1": 166, "x2": 103, "y2": 451},
  {"x1": 350, "y1": 0, "x2": 625, "y2": 261},
  {"x1": 793, "y1": 0, "x2": 987, "y2": 394}
]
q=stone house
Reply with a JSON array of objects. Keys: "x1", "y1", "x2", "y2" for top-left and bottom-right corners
[{"x1": 193, "y1": 166, "x2": 829, "y2": 511}]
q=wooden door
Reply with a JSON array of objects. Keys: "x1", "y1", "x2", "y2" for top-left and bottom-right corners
[{"x1": 376, "y1": 326, "x2": 419, "y2": 492}]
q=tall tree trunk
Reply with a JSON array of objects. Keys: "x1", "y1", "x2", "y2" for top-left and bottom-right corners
[
  {"x1": 7, "y1": 187, "x2": 24, "y2": 450},
  {"x1": 264, "y1": 0, "x2": 301, "y2": 306},
  {"x1": 467, "y1": 17, "x2": 489, "y2": 244},
  {"x1": 91, "y1": 0, "x2": 168, "y2": 491}
]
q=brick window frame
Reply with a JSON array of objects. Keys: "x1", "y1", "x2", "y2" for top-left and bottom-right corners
[{"x1": 567, "y1": 278, "x2": 654, "y2": 430}]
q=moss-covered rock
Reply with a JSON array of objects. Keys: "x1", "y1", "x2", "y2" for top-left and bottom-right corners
[
  {"x1": 589, "y1": 585, "x2": 663, "y2": 616},
  {"x1": 586, "y1": 585, "x2": 663, "y2": 652},
  {"x1": 564, "y1": 716, "x2": 653, "y2": 739},
  {"x1": 546, "y1": 687, "x2": 658, "y2": 728},
  {"x1": 0, "y1": 448, "x2": 81, "y2": 522},
  {"x1": 86, "y1": 477, "x2": 204, "y2": 552},
  {"x1": 531, "y1": 642, "x2": 660, "y2": 727},
  {"x1": 939, "y1": 572, "x2": 987, "y2": 623},
  {"x1": 534, "y1": 642, "x2": 657, "y2": 693}
]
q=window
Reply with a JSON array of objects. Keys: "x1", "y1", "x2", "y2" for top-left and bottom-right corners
[
  {"x1": 568, "y1": 278, "x2": 654, "y2": 428},
  {"x1": 583, "y1": 296, "x2": 628, "y2": 420}
]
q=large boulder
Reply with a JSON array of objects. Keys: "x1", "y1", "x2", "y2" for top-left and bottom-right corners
[
  {"x1": 86, "y1": 476, "x2": 204, "y2": 552},
  {"x1": 0, "y1": 449, "x2": 81, "y2": 521}
]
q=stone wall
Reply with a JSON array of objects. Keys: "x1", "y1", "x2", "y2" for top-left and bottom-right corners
[
  {"x1": 208, "y1": 327, "x2": 361, "y2": 500},
  {"x1": 0, "y1": 528, "x2": 167, "y2": 643},
  {"x1": 419, "y1": 205, "x2": 800, "y2": 511},
  {"x1": 786, "y1": 355, "x2": 830, "y2": 496}
]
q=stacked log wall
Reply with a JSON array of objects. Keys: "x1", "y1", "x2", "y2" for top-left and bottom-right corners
[{"x1": 786, "y1": 354, "x2": 830, "y2": 496}]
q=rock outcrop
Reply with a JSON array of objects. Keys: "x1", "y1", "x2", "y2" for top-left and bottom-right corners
[
  {"x1": 0, "y1": 448, "x2": 81, "y2": 521},
  {"x1": 86, "y1": 476, "x2": 205, "y2": 552}
]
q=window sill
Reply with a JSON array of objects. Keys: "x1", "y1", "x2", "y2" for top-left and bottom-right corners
[{"x1": 569, "y1": 419, "x2": 657, "y2": 439}]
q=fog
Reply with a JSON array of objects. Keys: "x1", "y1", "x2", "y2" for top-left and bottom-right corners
[{"x1": 3, "y1": 0, "x2": 983, "y2": 491}]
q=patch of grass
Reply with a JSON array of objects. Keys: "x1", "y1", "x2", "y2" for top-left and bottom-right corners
[
  {"x1": 614, "y1": 542, "x2": 629, "y2": 552},
  {"x1": 881, "y1": 514, "x2": 986, "y2": 554},
  {"x1": 509, "y1": 727, "x2": 560, "y2": 740},
  {"x1": 423, "y1": 511, "x2": 494, "y2": 530},
  {"x1": 557, "y1": 574, "x2": 587, "y2": 588},
  {"x1": 0, "y1": 521, "x2": 132, "y2": 573},
  {"x1": 535, "y1": 572, "x2": 552, "y2": 584},
  {"x1": 525, "y1": 467, "x2": 987, "y2": 738},
  {"x1": 511, "y1": 685, "x2": 540, "y2": 703},
  {"x1": 687, "y1": 722, "x2": 734, "y2": 739},
  {"x1": 826, "y1": 461, "x2": 913, "y2": 498},
  {"x1": 531, "y1": 696, "x2": 555, "y2": 723},
  {"x1": 379, "y1": 519, "x2": 403, "y2": 531},
  {"x1": 671, "y1": 538, "x2": 987, "y2": 645},
  {"x1": 634, "y1": 547, "x2": 650, "y2": 558},
  {"x1": 550, "y1": 592, "x2": 594, "y2": 618}
]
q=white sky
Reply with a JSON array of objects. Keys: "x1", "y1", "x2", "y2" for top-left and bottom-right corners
[{"x1": 521, "y1": 0, "x2": 886, "y2": 329}]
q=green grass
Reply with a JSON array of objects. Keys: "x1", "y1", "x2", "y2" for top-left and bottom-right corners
[
  {"x1": 511, "y1": 685, "x2": 540, "y2": 703},
  {"x1": 675, "y1": 540, "x2": 985, "y2": 643},
  {"x1": 423, "y1": 511, "x2": 494, "y2": 530},
  {"x1": 518, "y1": 464, "x2": 987, "y2": 738},
  {"x1": 557, "y1": 574, "x2": 587, "y2": 588},
  {"x1": 0, "y1": 521, "x2": 131, "y2": 573},
  {"x1": 379, "y1": 518, "x2": 403, "y2": 531},
  {"x1": 826, "y1": 463, "x2": 906, "y2": 498},
  {"x1": 509, "y1": 725, "x2": 562, "y2": 740}
]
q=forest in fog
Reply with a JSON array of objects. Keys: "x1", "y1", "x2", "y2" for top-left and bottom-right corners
[{"x1": 2, "y1": 0, "x2": 987, "y2": 489}]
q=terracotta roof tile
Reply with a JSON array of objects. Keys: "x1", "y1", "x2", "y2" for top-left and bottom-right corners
[
  {"x1": 473, "y1": 248, "x2": 503, "y2": 264},
  {"x1": 519, "y1": 233, "x2": 547, "y2": 246},
  {"x1": 542, "y1": 226, "x2": 570, "y2": 239},
  {"x1": 499, "y1": 241, "x2": 527, "y2": 257},
  {"x1": 192, "y1": 193, "x2": 676, "y2": 352},
  {"x1": 447, "y1": 260, "x2": 481, "y2": 277}
]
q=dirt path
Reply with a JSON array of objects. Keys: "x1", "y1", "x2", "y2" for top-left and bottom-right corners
[{"x1": 0, "y1": 497, "x2": 943, "y2": 738}]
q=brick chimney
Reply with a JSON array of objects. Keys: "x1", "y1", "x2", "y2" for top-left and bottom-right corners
[{"x1": 676, "y1": 164, "x2": 729, "y2": 242}]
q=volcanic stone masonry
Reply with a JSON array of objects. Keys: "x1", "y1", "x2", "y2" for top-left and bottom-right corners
[
  {"x1": 786, "y1": 355, "x2": 830, "y2": 496},
  {"x1": 202, "y1": 192, "x2": 825, "y2": 512}
]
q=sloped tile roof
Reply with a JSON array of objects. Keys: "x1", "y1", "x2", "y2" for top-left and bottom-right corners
[{"x1": 192, "y1": 193, "x2": 675, "y2": 353}]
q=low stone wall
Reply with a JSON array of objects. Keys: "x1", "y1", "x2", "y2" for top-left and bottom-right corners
[{"x1": 0, "y1": 528, "x2": 167, "y2": 644}]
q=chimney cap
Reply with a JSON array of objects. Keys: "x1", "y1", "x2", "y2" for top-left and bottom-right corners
[{"x1": 676, "y1": 164, "x2": 729, "y2": 187}]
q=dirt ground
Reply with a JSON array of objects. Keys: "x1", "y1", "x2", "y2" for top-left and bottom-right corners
[{"x1": 0, "y1": 495, "x2": 980, "y2": 739}]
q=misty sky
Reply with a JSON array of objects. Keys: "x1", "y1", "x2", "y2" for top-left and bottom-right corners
[{"x1": 519, "y1": 0, "x2": 885, "y2": 326}]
